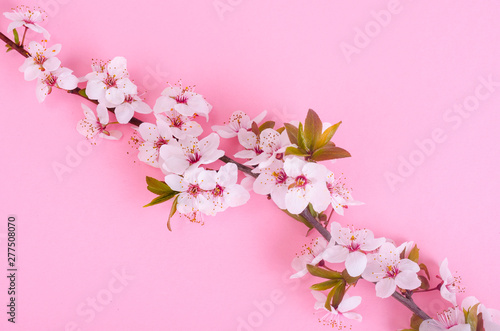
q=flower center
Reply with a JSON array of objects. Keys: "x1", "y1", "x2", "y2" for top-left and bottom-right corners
[
  {"x1": 275, "y1": 153, "x2": 284, "y2": 160},
  {"x1": 169, "y1": 116, "x2": 184, "y2": 128},
  {"x1": 43, "y1": 73, "x2": 57, "y2": 87},
  {"x1": 33, "y1": 52, "x2": 46, "y2": 66},
  {"x1": 175, "y1": 94, "x2": 188, "y2": 104},
  {"x1": 212, "y1": 185, "x2": 224, "y2": 197},
  {"x1": 187, "y1": 152, "x2": 201, "y2": 164},
  {"x1": 386, "y1": 265, "x2": 399, "y2": 278},
  {"x1": 104, "y1": 74, "x2": 117, "y2": 88},
  {"x1": 272, "y1": 170, "x2": 288, "y2": 185},
  {"x1": 187, "y1": 184, "x2": 201, "y2": 197},
  {"x1": 295, "y1": 175, "x2": 308, "y2": 188}
]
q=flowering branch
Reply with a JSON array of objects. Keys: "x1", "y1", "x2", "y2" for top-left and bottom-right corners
[{"x1": 2, "y1": 8, "x2": 498, "y2": 330}]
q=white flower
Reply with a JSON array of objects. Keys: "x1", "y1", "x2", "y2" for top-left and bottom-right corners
[
  {"x1": 235, "y1": 128, "x2": 291, "y2": 169},
  {"x1": 322, "y1": 222, "x2": 385, "y2": 277},
  {"x1": 137, "y1": 119, "x2": 173, "y2": 167},
  {"x1": 290, "y1": 237, "x2": 328, "y2": 278},
  {"x1": 195, "y1": 163, "x2": 250, "y2": 215},
  {"x1": 153, "y1": 105, "x2": 203, "y2": 139},
  {"x1": 312, "y1": 291, "x2": 362, "y2": 325},
  {"x1": 114, "y1": 94, "x2": 152, "y2": 124},
  {"x1": 438, "y1": 258, "x2": 457, "y2": 305},
  {"x1": 325, "y1": 172, "x2": 363, "y2": 216},
  {"x1": 155, "y1": 85, "x2": 211, "y2": 121},
  {"x1": 164, "y1": 164, "x2": 249, "y2": 218},
  {"x1": 159, "y1": 133, "x2": 224, "y2": 175},
  {"x1": 212, "y1": 110, "x2": 267, "y2": 138},
  {"x1": 164, "y1": 168, "x2": 210, "y2": 217},
  {"x1": 282, "y1": 157, "x2": 331, "y2": 215},
  {"x1": 3, "y1": 6, "x2": 50, "y2": 39},
  {"x1": 36, "y1": 67, "x2": 78, "y2": 103},
  {"x1": 419, "y1": 307, "x2": 469, "y2": 331},
  {"x1": 76, "y1": 103, "x2": 122, "y2": 140},
  {"x1": 253, "y1": 160, "x2": 291, "y2": 210},
  {"x1": 461, "y1": 297, "x2": 500, "y2": 331},
  {"x1": 19, "y1": 41, "x2": 61, "y2": 81},
  {"x1": 362, "y1": 242, "x2": 421, "y2": 298},
  {"x1": 85, "y1": 57, "x2": 137, "y2": 107}
]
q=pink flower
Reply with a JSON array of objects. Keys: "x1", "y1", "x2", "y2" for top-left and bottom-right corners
[
  {"x1": 419, "y1": 307, "x2": 469, "y2": 331},
  {"x1": 155, "y1": 85, "x2": 212, "y2": 121},
  {"x1": 312, "y1": 292, "x2": 362, "y2": 326},
  {"x1": 76, "y1": 104, "x2": 122, "y2": 140},
  {"x1": 19, "y1": 41, "x2": 61, "y2": 81},
  {"x1": 290, "y1": 237, "x2": 328, "y2": 278},
  {"x1": 137, "y1": 119, "x2": 173, "y2": 168},
  {"x1": 323, "y1": 222, "x2": 385, "y2": 277},
  {"x1": 159, "y1": 133, "x2": 224, "y2": 175},
  {"x1": 212, "y1": 110, "x2": 267, "y2": 138},
  {"x1": 362, "y1": 242, "x2": 421, "y2": 298},
  {"x1": 438, "y1": 258, "x2": 457, "y2": 305},
  {"x1": 3, "y1": 6, "x2": 50, "y2": 39},
  {"x1": 36, "y1": 67, "x2": 78, "y2": 103}
]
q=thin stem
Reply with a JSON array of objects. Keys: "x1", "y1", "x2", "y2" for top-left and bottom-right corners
[
  {"x1": 1, "y1": 30, "x2": 432, "y2": 323},
  {"x1": 21, "y1": 27, "x2": 28, "y2": 47}
]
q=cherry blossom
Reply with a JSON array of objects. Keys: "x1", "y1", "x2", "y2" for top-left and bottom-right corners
[
  {"x1": 164, "y1": 168, "x2": 210, "y2": 218},
  {"x1": 323, "y1": 222, "x2": 385, "y2": 277},
  {"x1": 290, "y1": 237, "x2": 328, "y2": 278},
  {"x1": 438, "y1": 258, "x2": 457, "y2": 305},
  {"x1": 282, "y1": 157, "x2": 331, "y2": 214},
  {"x1": 362, "y1": 242, "x2": 421, "y2": 298},
  {"x1": 164, "y1": 164, "x2": 249, "y2": 218},
  {"x1": 212, "y1": 110, "x2": 267, "y2": 138},
  {"x1": 137, "y1": 119, "x2": 173, "y2": 167},
  {"x1": 114, "y1": 94, "x2": 152, "y2": 124},
  {"x1": 3, "y1": 6, "x2": 50, "y2": 39},
  {"x1": 36, "y1": 67, "x2": 78, "y2": 103},
  {"x1": 159, "y1": 133, "x2": 224, "y2": 175},
  {"x1": 325, "y1": 172, "x2": 363, "y2": 216},
  {"x1": 195, "y1": 163, "x2": 250, "y2": 215},
  {"x1": 235, "y1": 128, "x2": 291, "y2": 169},
  {"x1": 154, "y1": 106, "x2": 203, "y2": 140},
  {"x1": 85, "y1": 57, "x2": 137, "y2": 107},
  {"x1": 19, "y1": 41, "x2": 61, "y2": 81},
  {"x1": 154, "y1": 85, "x2": 211, "y2": 120},
  {"x1": 76, "y1": 103, "x2": 122, "y2": 140},
  {"x1": 312, "y1": 291, "x2": 362, "y2": 325},
  {"x1": 419, "y1": 307, "x2": 469, "y2": 331},
  {"x1": 461, "y1": 297, "x2": 500, "y2": 331},
  {"x1": 253, "y1": 160, "x2": 291, "y2": 210}
]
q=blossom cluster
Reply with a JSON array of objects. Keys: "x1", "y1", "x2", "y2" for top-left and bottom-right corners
[{"x1": 2, "y1": 7, "x2": 499, "y2": 331}]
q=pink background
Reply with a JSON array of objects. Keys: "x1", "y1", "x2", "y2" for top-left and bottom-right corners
[{"x1": 1, "y1": 0, "x2": 500, "y2": 330}]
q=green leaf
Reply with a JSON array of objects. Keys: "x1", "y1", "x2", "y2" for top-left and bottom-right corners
[
  {"x1": 310, "y1": 279, "x2": 341, "y2": 291},
  {"x1": 307, "y1": 203, "x2": 318, "y2": 218},
  {"x1": 330, "y1": 280, "x2": 346, "y2": 309},
  {"x1": 304, "y1": 109, "x2": 322, "y2": 151},
  {"x1": 315, "y1": 121, "x2": 341, "y2": 150},
  {"x1": 258, "y1": 121, "x2": 275, "y2": 132},
  {"x1": 78, "y1": 88, "x2": 89, "y2": 99},
  {"x1": 285, "y1": 146, "x2": 309, "y2": 157},
  {"x1": 297, "y1": 122, "x2": 307, "y2": 150},
  {"x1": 310, "y1": 143, "x2": 351, "y2": 161},
  {"x1": 167, "y1": 196, "x2": 178, "y2": 232},
  {"x1": 400, "y1": 329, "x2": 416, "y2": 331},
  {"x1": 466, "y1": 303, "x2": 480, "y2": 330},
  {"x1": 408, "y1": 245, "x2": 419, "y2": 263},
  {"x1": 325, "y1": 286, "x2": 335, "y2": 311},
  {"x1": 306, "y1": 265, "x2": 343, "y2": 280},
  {"x1": 410, "y1": 314, "x2": 424, "y2": 330},
  {"x1": 13, "y1": 28, "x2": 19, "y2": 45},
  {"x1": 146, "y1": 176, "x2": 174, "y2": 195},
  {"x1": 6, "y1": 46, "x2": 13, "y2": 53},
  {"x1": 342, "y1": 269, "x2": 360, "y2": 285},
  {"x1": 283, "y1": 123, "x2": 299, "y2": 145},
  {"x1": 143, "y1": 191, "x2": 178, "y2": 207},
  {"x1": 276, "y1": 127, "x2": 285, "y2": 134},
  {"x1": 419, "y1": 263, "x2": 430, "y2": 280},
  {"x1": 418, "y1": 275, "x2": 429, "y2": 290}
]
